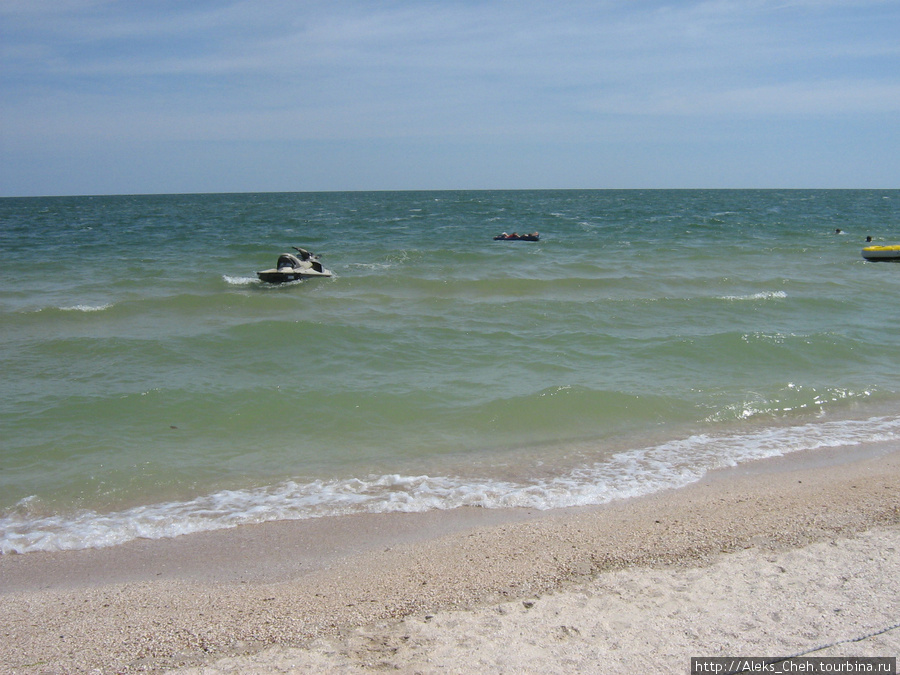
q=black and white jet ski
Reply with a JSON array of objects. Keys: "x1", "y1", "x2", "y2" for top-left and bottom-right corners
[{"x1": 257, "y1": 247, "x2": 333, "y2": 283}]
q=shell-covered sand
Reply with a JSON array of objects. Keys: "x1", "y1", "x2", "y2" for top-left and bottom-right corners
[{"x1": 2, "y1": 447, "x2": 898, "y2": 674}]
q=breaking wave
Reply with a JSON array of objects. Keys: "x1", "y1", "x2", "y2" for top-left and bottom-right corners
[
  {"x1": 3, "y1": 414, "x2": 898, "y2": 554},
  {"x1": 719, "y1": 291, "x2": 787, "y2": 301}
]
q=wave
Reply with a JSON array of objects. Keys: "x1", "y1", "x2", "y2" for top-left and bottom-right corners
[
  {"x1": 58, "y1": 303, "x2": 113, "y2": 312},
  {"x1": 705, "y1": 384, "x2": 877, "y2": 422},
  {"x1": 718, "y1": 291, "x2": 787, "y2": 301},
  {"x1": 3, "y1": 414, "x2": 899, "y2": 554}
]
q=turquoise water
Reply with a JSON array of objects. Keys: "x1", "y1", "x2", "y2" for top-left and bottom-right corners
[{"x1": 2, "y1": 190, "x2": 900, "y2": 553}]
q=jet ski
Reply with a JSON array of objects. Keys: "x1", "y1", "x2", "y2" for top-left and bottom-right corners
[{"x1": 257, "y1": 247, "x2": 333, "y2": 283}]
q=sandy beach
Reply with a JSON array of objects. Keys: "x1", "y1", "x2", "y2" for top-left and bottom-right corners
[{"x1": 2, "y1": 443, "x2": 899, "y2": 674}]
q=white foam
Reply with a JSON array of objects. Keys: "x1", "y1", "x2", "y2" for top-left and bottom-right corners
[
  {"x1": 59, "y1": 303, "x2": 112, "y2": 312},
  {"x1": 719, "y1": 291, "x2": 787, "y2": 301},
  {"x1": 3, "y1": 415, "x2": 899, "y2": 554},
  {"x1": 222, "y1": 275, "x2": 258, "y2": 285}
]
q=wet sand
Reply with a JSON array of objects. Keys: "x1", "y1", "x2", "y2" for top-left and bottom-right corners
[{"x1": 1, "y1": 444, "x2": 899, "y2": 674}]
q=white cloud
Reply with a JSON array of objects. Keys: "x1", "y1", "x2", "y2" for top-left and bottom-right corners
[{"x1": 583, "y1": 80, "x2": 900, "y2": 117}]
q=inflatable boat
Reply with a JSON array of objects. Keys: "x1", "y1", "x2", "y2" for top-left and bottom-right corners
[
  {"x1": 494, "y1": 232, "x2": 540, "y2": 241},
  {"x1": 861, "y1": 245, "x2": 900, "y2": 262}
]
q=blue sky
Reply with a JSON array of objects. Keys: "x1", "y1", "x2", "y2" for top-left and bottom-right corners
[{"x1": 1, "y1": 0, "x2": 898, "y2": 196}]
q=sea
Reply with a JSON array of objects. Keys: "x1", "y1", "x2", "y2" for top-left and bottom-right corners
[{"x1": 2, "y1": 190, "x2": 899, "y2": 555}]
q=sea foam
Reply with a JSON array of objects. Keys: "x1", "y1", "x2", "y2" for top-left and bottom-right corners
[
  {"x1": 719, "y1": 291, "x2": 787, "y2": 301},
  {"x1": 59, "y1": 303, "x2": 113, "y2": 312},
  {"x1": 3, "y1": 415, "x2": 897, "y2": 554}
]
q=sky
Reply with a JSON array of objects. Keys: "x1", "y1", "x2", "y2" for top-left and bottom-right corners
[{"x1": 1, "y1": 0, "x2": 899, "y2": 196}]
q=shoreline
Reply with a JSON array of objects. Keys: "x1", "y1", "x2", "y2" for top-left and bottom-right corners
[{"x1": 1, "y1": 444, "x2": 899, "y2": 673}]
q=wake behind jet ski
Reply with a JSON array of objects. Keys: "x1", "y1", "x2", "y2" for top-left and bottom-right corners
[{"x1": 257, "y1": 247, "x2": 333, "y2": 283}]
